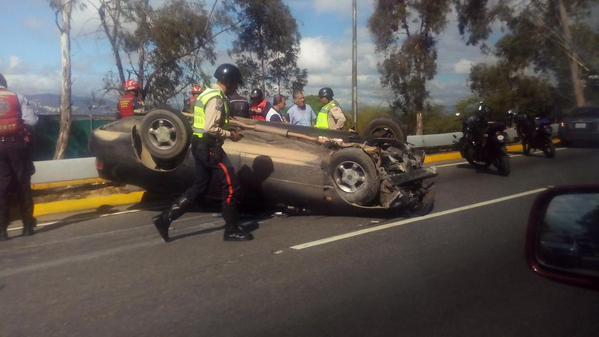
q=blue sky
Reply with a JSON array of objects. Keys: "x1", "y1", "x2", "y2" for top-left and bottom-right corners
[{"x1": 0, "y1": 0, "x2": 496, "y2": 108}]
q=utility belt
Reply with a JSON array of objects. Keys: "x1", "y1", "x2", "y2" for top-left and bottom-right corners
[{"x1": 192, "y1": 133, "x2": 223, "y2": 147}]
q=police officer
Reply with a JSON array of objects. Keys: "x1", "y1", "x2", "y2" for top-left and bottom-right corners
[
  {"x1": 0, "y1": 73, "x2": 37, "y2": 240},
  {"x1": 227, "y1": 89, "x2": 250, "y2": 118},
  {"x1": 465, "y1": 101, "x2": 491, "y2": 155},
  {"x1": 152, "y1": 64, "x2": 252, "y2": 242},
  {"x1": 316, "y1": 87, "x2": 346, "y2": 130},
  {"x1": 117, "y1": 80, "x2": 144, "y2": 119}
]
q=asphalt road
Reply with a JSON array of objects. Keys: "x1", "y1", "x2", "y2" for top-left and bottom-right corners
[{"x1": 2, "y1": 147, "x2": 599, "y2": 337}]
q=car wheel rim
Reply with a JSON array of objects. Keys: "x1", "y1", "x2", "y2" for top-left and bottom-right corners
[
  {"x1": 148, "y1": 118, "x2": 177, "y2": 150},
  {"x1": 334, "y1": 161, "x2": 367, "y2": 193}
]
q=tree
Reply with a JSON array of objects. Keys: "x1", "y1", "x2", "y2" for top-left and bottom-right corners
[
  {"x1": 456, "y1": 0, "x2": 599, "y2": 109},
  {"x1": 97, "y1": 0, "x2": 219, "y2": 104},
  {"x1": 226, "y1": 0, "x2": 307, "y2": 95},
  {"x1": 469, "y1": 62, "x2": 558, "y2": 119},
  {"x1": 49, "y1": 0, "x2": 76, "y2": 159},
  {"x1": 96, "y1": 0, "x2": 128, "y2": 87},
  {"x1": 369, "y1": 0, "x2": 453, "y2": 135}
]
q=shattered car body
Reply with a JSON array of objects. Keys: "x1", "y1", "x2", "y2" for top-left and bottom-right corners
[{"x1": 90, "y1": 109, "x2": 436, "y2": 214}]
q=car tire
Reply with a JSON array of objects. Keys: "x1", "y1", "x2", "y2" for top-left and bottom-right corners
[
  {"x1": 329, "y1": 148, "x2": 379, "y2": 205},
  {"x1": 140, "y1": 108, "x2": 191, "y2": 160},
  {"x1": 361, "y1": 117, "x2": 407, "y2": 142}
]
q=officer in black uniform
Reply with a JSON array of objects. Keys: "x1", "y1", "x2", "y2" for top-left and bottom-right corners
[
  {"x1": 227, "y1": 90, "x2": 250, "y2": 118},
  {"x1": 0, "y1": 73, "x2": 37, "y2": 241},
  {"x1": 152, "y1": 64, "x2": 253, "y2": 242}
]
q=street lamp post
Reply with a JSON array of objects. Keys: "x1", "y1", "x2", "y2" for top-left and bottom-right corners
[{"x1": 352, "y1": 0, "x2": 358, "y2": 131}]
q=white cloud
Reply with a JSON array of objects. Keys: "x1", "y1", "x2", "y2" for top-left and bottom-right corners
[
  {"x1": 298, "y1": 37, "x2": 333, "y2": 71},
  {"x1": 9, "y1": 56, "x2": 22, "y2": 70},
  {"x1": 453, "y1": 59, "x2": 474, "y2": 74}
]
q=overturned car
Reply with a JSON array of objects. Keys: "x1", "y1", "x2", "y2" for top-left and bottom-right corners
[{"x1": 90, "y1": 108, "x2": 436, "y2": 215}]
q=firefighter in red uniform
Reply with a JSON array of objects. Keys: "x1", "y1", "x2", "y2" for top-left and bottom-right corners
[
  {"x1": 0, "y1": 73, "x2": 37, "y2": 241},
  {"x1": 249, "y1": 88, "x2": 270, "y2": 121},
  {"x1": 117, "y1": 80, "x2": 144, "y2": 119},
  {"x1": 184, "y1": 84, "x2": 204, "y2": 113},
  {"x1": 152, "y1": 64, "x2": 253, "y2": 242}
]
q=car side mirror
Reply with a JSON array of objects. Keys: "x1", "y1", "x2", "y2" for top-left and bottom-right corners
[{"x1": 526, "y1": 185, "x2": 599, "y2": 290}]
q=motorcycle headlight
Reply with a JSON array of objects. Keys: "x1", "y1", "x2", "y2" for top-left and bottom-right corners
[{"x1": 497, "y1": 134, "x2": 505, "y2": 141}]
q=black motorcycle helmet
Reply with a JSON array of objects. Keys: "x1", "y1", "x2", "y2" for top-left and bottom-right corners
[
  {"x1": 476, "y1": 101, "x2": 491, "y2": 118},
  {"x1": 250, "y1": 88, "x2": 264, "y2": 104},
  {"x1": 318, "y1": 87, "x2": 334, "y2": 99},
  {"x1": 0, "y1": 73, "x2": 6, "y2": 87},
  {"x1": 213, "y1": 63, "x2": 243, "y2": 87}
]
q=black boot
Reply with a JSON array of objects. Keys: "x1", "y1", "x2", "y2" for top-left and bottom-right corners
[
  {"x1": 152, "y1": 196, "x2": 191, "y2": 242},
  {"x1": 22, "y1": 218, "x2": 37, "y2": 236},
  {"x1": 223, "y1": 224, "x2": 253, "y2": 241}
]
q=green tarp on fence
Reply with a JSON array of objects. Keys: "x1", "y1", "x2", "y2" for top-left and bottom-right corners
[{"x1": 32, "y1": 115, "x2": 116, "y2": 161}]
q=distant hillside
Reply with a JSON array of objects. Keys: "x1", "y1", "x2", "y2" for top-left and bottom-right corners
[{"x1": 28, "y1": 94, "x2": 117, "y2": 115}]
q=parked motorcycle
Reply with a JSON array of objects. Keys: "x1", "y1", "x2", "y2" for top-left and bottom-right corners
[
  {"x1": 456, "y1": 103, "x2": 511, "y2": 176},
  {"x1": 512, "y1": 112, "x2": 555, "y2": 158}
]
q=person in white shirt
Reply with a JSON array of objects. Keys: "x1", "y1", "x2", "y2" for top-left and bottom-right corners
[{"x1": 266, "y1": 94, "x2": 287, "y2": 123}]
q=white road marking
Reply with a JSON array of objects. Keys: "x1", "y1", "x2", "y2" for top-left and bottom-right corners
[
  {"x1": 431, "y1": 147, "x2": 568, "y2": 169},
  {"x1": 99, "y1": 209, "x2": 141, "y2": 217},
  {"x1": 290, "y1": 187, "x2": 548, "y2": 250},
  {"x1": 7, "y1": 209, "x2": 142, "y2": 232},
  {"x1": 7, "y1": 221, "x2": 60, "y2": 232}
]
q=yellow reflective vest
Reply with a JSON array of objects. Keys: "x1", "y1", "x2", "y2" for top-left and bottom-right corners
[
  {"x1": 316, "y1": 100, "x2": 338, "y2": 129},
  {"x1": 193, "y1": 88, "x2": 229, "y2": 138}
]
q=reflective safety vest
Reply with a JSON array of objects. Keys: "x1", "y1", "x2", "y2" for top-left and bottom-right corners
[
  {"x1": 0, "y1": 88, "x2": 24, "y2": 136},
  {"x1": 316, "y1": 100, "x2": 337, "y2": 129},
  {"x1": 193, "y1": 88, "x2": 229, "y2": 138}
]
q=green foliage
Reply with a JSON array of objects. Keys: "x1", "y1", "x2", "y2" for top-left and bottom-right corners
[
  {"x1": 226, "y1": 0, "x2": 307, "y2": 96},
  {"x1": 368, "y1": 0, "x2": 453, "y2": 135},
  {"x1": 457, "y1": 0, "x2": 599, "y2": 109},
  {"x1": 469, "y1": 62, "x2": 558, "y2": 118},
  {"x1": 99, "y1": 0, "x2": 218, "y2": 104}
]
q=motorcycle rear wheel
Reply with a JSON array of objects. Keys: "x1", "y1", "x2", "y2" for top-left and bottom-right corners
[
  {"x1": 543, "y1": 139, "x2": 555, "y2": 158},
  {"x1": 493, "y1": 154, "x2": 511, "y2": 176}
]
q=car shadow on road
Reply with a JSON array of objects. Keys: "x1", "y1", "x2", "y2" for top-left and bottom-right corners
[{"x1": 35, "y1": 205, "x2": 130, "y2": 234}]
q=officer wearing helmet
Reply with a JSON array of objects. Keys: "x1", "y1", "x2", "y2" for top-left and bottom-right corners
[
  {"x1": 0, "y1": 73, "x2": 38, "y2": 240},
  {"x1": 316, "y1": 87, "x2": 346, "y2": 130},
  {"x1": 249, "y1": 88, "x2": 270, "y2": 121},
  {"x1": 117, "y1": 79, "x2": 144, "y2": 119},
  {"x1": 153, "y1": 64, "x2": 253, "y2": 242}
]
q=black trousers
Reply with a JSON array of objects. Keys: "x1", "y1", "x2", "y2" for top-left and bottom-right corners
[
  {"x1": 0, "y1": 142, "x2": 35, "y2": 229},
  {"x1": 184, "y1": 138, "x2": 240, "y2": 228}
]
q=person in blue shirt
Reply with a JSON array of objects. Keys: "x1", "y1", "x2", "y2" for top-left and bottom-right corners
[{"x1": 287, "y1": 90, "x2": 316, "y2": 127}]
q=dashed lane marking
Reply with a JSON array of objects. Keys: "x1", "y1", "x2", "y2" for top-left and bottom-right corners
[{"x1": 290, "y1": 187, "x2": 548, "y2": 250}]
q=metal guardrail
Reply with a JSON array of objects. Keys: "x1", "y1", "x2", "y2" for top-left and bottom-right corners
[{"x1": 31, "y1": 124, "x2": 560, "y2": 185}]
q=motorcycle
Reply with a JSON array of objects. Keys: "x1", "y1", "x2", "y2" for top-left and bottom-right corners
[
  {"x1": 455, "y1": 104, "x2": 511, "y2": 176},
  {"x1": 512, "y1": 113, "x2": 555, "y2": 158}
]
